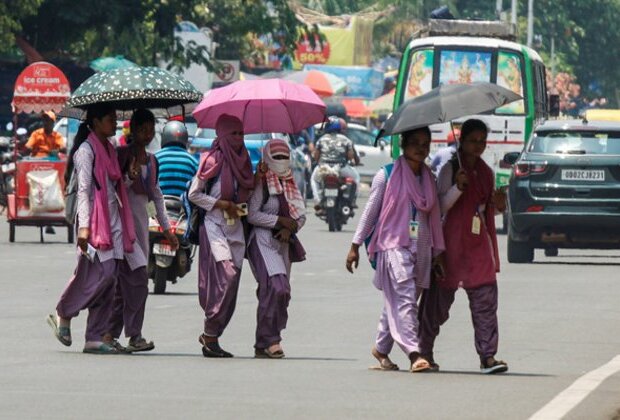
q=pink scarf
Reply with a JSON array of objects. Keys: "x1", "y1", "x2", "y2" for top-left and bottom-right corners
[
  {"x1": 368, "y1": 156, "x2": 444, "y2": 255},
  {"x1": 87, "y1": 133, "x2": 136, "y2": 252},
  {"x1": 197, "y1": 114, "x2": 254, "y2": 203},
  {"x1": 442, "y1": 156, "x2": 500, "y2": 289}
]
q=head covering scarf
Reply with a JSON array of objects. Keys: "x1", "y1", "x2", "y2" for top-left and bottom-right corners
[
  {"x1": 197, "y1": 114, "x2": 254, "y2": 203},
  {"x1": 263, "y1": 138, "x2": 305, "y2": 220},
  {"x1": 367, "y1": 156, "x2": 444, "y2": 256}
]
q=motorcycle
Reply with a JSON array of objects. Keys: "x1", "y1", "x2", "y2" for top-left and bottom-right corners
[
  {"x1": 147, "y1": 195, "x2": 195, "y2": 294},
  {"x1": 0, "y1": 136, "x2": 16, "y2": 210},
  {"x1": 316, "y1": 164, "x2": 356, "y2": 232}
]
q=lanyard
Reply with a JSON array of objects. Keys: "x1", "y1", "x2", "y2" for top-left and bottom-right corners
[{"x1": 411, "y1": 203, "x2": 418, "y2": 220}]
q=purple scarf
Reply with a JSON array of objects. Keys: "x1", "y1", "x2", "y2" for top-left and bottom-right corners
[
  {"x1": 367, "y1": 156, "x2": 444, "y2": 255},
  {"x1": 87, "y1": 133, "x2": 136, "y2": 252},
  {"x1": 197, "y1": 114, "x2": 254, "y2": 203}
]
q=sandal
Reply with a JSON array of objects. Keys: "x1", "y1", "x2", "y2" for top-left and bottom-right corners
[
  {"x1": 82, "y1": 343, "x2": 120, "y2": 355},
  {"x1": 370, "y1": 347, "x2": 399, "y2": 371},
  {"x1": 480, "y1": 357, "x2": 508, "y2": 374},
  {"x1": 254, "y1": 347, "x2": 285, "y2": 359},
  {"x1": 125, "y1": 337, "x2": 154, "y2": 353},
  {"x1": 46, "y1": 314, "x2": 71, "y2": 347},
  {"x1": 199, "y1": 334, "x2": 233, "y2": 358},
  {"x1": 410, "y1": 356, "x2": 432, "y2": 373}
]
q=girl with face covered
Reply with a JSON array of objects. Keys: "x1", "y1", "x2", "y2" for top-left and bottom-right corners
[
  {"x1": 104, "y1": 109, "x2": 179, "y2": 353},
  {"x1": 418, "y1": 119, "x2": 508, "y2": 374},
  {"x1": 47, "y1": 104, "x2": 137, "y2": 354},
  {"x1": 188, "y1": 114, "x2": 254, "y2": 358},
  {"x1": 247, "y1": 139, "x2": 306, "y2": 359},
  {"x1": 346, "y1": 127, "x2": 445, "y2": 373}
]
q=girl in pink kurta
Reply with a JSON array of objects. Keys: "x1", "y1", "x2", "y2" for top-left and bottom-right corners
[
  {"x1": 418, "y1": 119, "x2": 509, "y2": 374},
  {"x1": 346, "y1": 127, "x2": 445, "y2": 373},
  {"x1": 188, "y1": 114, "x2": 254, "y2": 358},
  {"x1": 247, "y1": 139, "x2": 306, "y2": 359},
  {"x1": 47, "y1": 105, "x2": 137, "y2": 354}
]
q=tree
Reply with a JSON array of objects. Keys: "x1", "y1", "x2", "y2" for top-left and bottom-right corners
[{"x1": 0, "y1": 0, "x2": 43, "y2": 55}]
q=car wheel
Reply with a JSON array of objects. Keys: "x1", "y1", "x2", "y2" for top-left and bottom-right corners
[
  {"x1": 507, "y1": 236, "x2": 534, "y2": 263},
  {"x1": 544, "y1": 247, "x2": 559, "y2": 257}
]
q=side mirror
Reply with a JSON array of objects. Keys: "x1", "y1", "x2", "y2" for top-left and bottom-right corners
[
  {"x1": 379, "y1": 139, "x2": 387, "y2": 150},
  {"x1": 503, "y1": 151, "x2": 520, "y2": 165},
  {"x1": 549, "y1": 94, "x2": 560, "y2": 118}
]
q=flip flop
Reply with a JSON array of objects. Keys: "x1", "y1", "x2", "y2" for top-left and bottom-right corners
[
  {"x1": 46, "y1": 314, "x2": 71, "y2": 347},
  {"x1": 410, "y1": 357, "x2": 432, "y2": 373},
  {"x1": 370, "y1": 347, "x2": 399, "y2": 371},
  {"x1": 254, "y1": 347, "x2": 285, "y2": 359},
  {"x1": 82, "y1": 343, "x2": 120, "y2": 355}
]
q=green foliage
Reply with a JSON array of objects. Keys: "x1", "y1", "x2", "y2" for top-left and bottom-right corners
[{"x1": 0, "y1": 0, "x2": 43, "y2": 54}]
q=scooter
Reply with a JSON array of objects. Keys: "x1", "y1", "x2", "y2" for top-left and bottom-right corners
[
  {"x1": 147, "y1": 195, "x2": 195, "y2": 294},
  {"x1": 316, "y1": 165, "x2": 356, "y2": 232}
]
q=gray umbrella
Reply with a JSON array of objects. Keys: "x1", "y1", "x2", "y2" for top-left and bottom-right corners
[
  {"x1": 380, "y1": 82, "x2": 522, "y2": 136},
  {"x1": 58, "y1": 66, "x2": 202, "y2": 119}
]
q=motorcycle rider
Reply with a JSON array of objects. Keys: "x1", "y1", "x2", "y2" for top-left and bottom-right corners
[
  {"x1": 155, "y1": 120, "x2": 199, "y2": 197},
  {"x1": 311, "y1": 116, "x2": 360, "y2": 213}
]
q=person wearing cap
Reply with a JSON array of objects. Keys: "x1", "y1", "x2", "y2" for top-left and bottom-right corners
[
  {"x1": 25, "y1": 111, "x2": 66, "y2": 158},
  {"x1": 247, "y1": 139, "x2": 306, "y2": 359},
  {"x1": 430, "y1": 128, "x2": 460, "y2": 177},
  {"x1": 155, "y1": 120, "x2": 199, "y2": 197}
]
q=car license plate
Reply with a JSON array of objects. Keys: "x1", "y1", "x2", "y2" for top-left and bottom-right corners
[
  {"x1": 561, "y1": 170, "x2": 605, "y2": 181},
  {"x1": 153, "y1": 243, "x2": 175, "y2": 256},
  {"x1": 324, "y1": 189, "x2": 338, "y2": 197}
]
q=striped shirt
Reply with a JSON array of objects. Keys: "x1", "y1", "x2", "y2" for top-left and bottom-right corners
[{"x1": 154, "y1": 145, "x2": 199, "y2": 197}]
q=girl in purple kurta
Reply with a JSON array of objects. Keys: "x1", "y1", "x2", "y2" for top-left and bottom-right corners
[
  {"x1": 247, "y1": 139, "x2": 306, "y2": 359},
  {"x1": 418, "y1": 119, "x2": 508, "y2": 374},
  {"x1": 104, "y1": 109, "x2": 178, "y2": 353},
  {"x1": 189, "y1": 114, "x2": 254, "y2": 358},
  {"x1": 346, "y1": 127, "x2": 445, "y2": 373},
  {"x1": 47, "y1": 105, "x2": 137, "y2": 354}
]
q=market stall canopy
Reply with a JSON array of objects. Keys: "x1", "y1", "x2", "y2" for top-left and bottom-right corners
[
  {"x1": 11, "y1": 61, "x2": 71, "y2": 114},
  {"x1": 341, "y1": 98, "x2": 372, "y2": 118},
  {"x1": 369, "y1": 90, "x2": 395, "y2": 115},
  {"x1": 59, "y1": 66, "x2": 202, "y2": 119}
]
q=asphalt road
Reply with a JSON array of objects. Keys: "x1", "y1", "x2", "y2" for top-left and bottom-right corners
[{"x1": 1, "y1": 196, "x2": 619, "y2": 420}]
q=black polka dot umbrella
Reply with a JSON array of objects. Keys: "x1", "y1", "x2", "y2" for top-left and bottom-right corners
[{"x1": 58, "y1": 66, "x2": 203, "y2": 119}]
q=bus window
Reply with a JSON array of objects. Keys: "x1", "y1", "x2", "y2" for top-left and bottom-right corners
[
  {"x1": 404, "y1": 49, "x2": 434, "y2": 101},
  {"x1": 438, "y1": 50, "x2": 492, "y2": 85},
  {"x1": 534, "y1": 62, "x2": 548, "y2": 119},
  {"x1": 496, "y1": 51, "x2": 525, "y2": 115}
]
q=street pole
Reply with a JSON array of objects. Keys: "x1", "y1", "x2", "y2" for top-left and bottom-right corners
[
  {"x1": 496, "y1": 0, "x2": 503, "y2": 19},
  {"x1": 511, "y1": 0, "x2": 517, "y2": 25},
  {"x1": 551, "y1": 37, "x2": 556, "y2": 80},
  {"x1": 527, "y1": 0, "x2": 534, "y2": 47}
]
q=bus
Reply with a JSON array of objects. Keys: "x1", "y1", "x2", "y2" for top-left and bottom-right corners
[{"x1": 392, "y1": 20, "x2": 549, "y2": 187}]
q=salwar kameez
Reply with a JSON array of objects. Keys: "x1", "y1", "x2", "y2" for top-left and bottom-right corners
[
  {"x1": 352, "y1": 163, "x2": 444, "y2": 358},
  {"x1": 55, "y1": 140, "x2": 137, "y2": 343},
  {"x1": 189, "y1": 175, "x2": 245, "y2": 338},
  {"x1": 107, "y1": 154, "x2": 170, "y2": 339},
  {"x1": 246, "y1": 183, "x2": 305, "y2": 350},
  {"x1": 418, "y1": 158, "x2": 502, "y2": 363}
]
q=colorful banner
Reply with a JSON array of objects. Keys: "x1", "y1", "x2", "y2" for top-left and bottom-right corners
[
  {"x1": 294, "y1": 17, "x2": 373, "y2": 67},
  {"x1": 304, "y1": 64, "x2": 384, "y2": 99}
]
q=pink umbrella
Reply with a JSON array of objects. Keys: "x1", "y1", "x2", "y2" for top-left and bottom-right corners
[{"x1": 193, "y1": 79, "x2": 326, "y2": 134}]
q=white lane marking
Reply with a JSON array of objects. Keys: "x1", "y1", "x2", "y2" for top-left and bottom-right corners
[{"x1": 529, "y1": 354, "x2": 620, "y2": 420}]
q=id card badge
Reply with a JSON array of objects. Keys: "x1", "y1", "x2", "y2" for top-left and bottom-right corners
[
  {"x1": 409, "y1": 220, "x2": 419, "y2": 240},
  {"x1": 471, "y1": 215, "x2": 481, "y2": 235}
]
